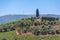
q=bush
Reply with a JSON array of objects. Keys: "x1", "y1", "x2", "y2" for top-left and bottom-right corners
[
  {"x1": 48, "y1": 22, "x2": 50, "y2": 25},
  {"x1": 56, "y1": 30, "x2": 60, "y2": 34},
  {"x1": 48, "y1": 25, "x2": 51, "y2": 30},
  {"x1": 14, "y1": 38, "x2": 17, "y2": 40},
  {"x1": 2, "y1": 38, "x2": 7, "y2": 40},
  {"x1": 23, "y1": 30, "x2": 27, "y2": 33},
  {"x1": 33, "y1": 30, "x2": 40, "y2": 36},
  {"x1": 54, "y1": 21, "x2": 56, "y2": 25},
  {"x1": 10, "y1": 27, "x2": 15, "y2": 31},
  {"x1": 48, "y1": 30, "x2": 55, "y2": 35},
  {"x1": 34, "y1": 22, "x2": 38, "y2": 26},
  {"x1": 41, "y1": 30, "x2": 48, "y2": 35},
  {"x1": 42, "y1": 25, "x2": 45, "y2": 28}
]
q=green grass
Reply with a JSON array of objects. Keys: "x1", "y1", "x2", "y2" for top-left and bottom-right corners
[
  {"x1": 0, "y1": 31, "x2": 16, "y2": 40},
  {"x1": 0, "y1": 31, "x2": 60, "y2": 40},
  {"x1": 17, "y1": 36, "x2": 60, "y2": 40}
]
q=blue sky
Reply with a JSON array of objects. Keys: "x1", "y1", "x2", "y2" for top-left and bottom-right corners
[{"x1": 0, "y1": 0, "x2": 60, "y2": 16}]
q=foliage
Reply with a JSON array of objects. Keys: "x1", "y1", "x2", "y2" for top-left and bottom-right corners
[{"x1": 36, "y1": 9, "x2": 39, "y2": 17}]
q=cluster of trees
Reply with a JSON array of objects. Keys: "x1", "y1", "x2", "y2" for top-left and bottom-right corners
[
  {"x1": 30, "y1": 16, "x2": 59, "y2": 26},
  {"x1": 19, "y1": 19, "x2": 33, "y2": 27},
  {"x1": 22, "y1": 25, "x2": 60, "y2": 36},
  {"x1": 33, "y1": 21, "x2": 58, "y2": 26},
  {"x1": 41, "y1": 17, "x2": 59, "y2": 21},
  {"x1": 33, "y1": 29, "x2": 60, "y2": 36},
  {"x1": 0, "y1": 18, "x2": 33, "y2": 33},
  {"x1": 0, "y1": 27, "x2": 15, "y2": 32}
]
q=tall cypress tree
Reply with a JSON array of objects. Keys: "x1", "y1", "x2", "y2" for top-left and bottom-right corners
[{"x1": 36, "y1": 9, "x2": 39, "y2": 17}]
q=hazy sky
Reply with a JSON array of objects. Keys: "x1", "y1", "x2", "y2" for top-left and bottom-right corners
[{"x1": 0, "y1": 0, "x2": 60, "y2": 16}]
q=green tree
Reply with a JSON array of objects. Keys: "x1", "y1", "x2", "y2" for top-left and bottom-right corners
[{"x1": 36, "y1": 9, "x2": 39, "y2": 17}]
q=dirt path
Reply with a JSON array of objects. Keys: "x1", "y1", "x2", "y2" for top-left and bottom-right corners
[{"x1": 53, "y1": 24, "x2": 60, "y2": 30}]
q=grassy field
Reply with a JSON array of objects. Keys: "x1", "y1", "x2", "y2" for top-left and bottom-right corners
[
  {"x1": 0, "y1": 31, "x2": 60, "y2": 40},
  {"x1": 0, "y1": 31, "x2": 16, "y2": 40}
]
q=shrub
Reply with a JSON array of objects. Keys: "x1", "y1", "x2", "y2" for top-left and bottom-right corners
[
  {"x1": 10, "y1": 27, "x2": 15, "y2": 31},
  {"x1": 23, "y1": 30, "x2": 27, "y2": 33},
  {"x1": 2, "y1": 38, "x2": 7, "y2": 40},
  {"x1": 33, "y1": 30, "x2": 40, "y2": 36},
  {"x1": 48, "y1": 25, "x2": 51, "y2": 30},
  {"x1": 41, "y1": 30, "x2": 48, "y2": 35},
  {"x1": 48, "y1": 30, "x2": 55, "y2": 35},
  {"x1": 56, "y1": 30, "x2": 60, "y2": 34}
]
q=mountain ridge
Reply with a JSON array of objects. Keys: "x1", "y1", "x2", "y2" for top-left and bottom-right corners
[{"x1": 0, "y1": 14, "x2": 60, "y2": 24}]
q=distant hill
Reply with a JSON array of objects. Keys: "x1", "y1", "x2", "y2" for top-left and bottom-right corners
[
  {"x1": 0, "y1": 15, "x2": 32, "y2": 24},
  {"x1": 42, "y1": 14, "x2": 60, "y2": 17},
  {"x1": 0, "y1": 14, "x2": 60, "y2": 24}
]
